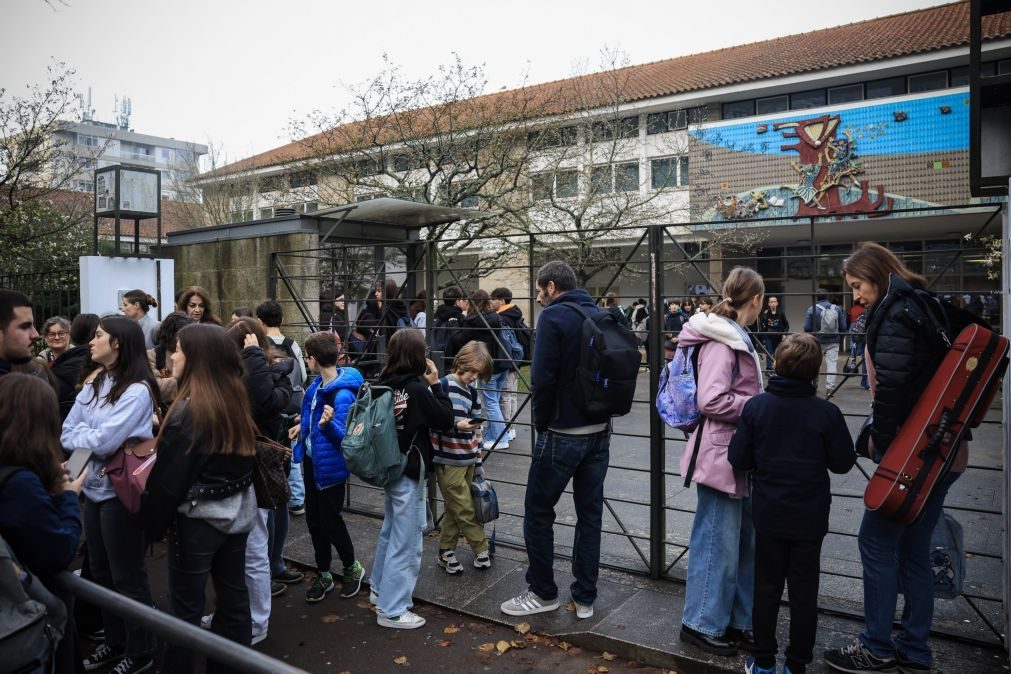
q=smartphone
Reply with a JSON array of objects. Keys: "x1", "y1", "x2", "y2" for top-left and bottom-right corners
[
  {"x1": 65, "y1": 448, "x2": 93, "y2": 480},
  {"x1": 469, "y1": 417, "x2": 487, "y2": 427}
]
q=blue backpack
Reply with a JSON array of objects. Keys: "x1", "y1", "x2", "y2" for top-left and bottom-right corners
[
  {"x1": 497, "y1": 325, "x2": 524, "y2": 363},
  {"x1": 656, "y1": 345, "x2": 702, "y2": 432},
  {"x1": 396, "y1": 315, "x2": 415, "y2": 330}
]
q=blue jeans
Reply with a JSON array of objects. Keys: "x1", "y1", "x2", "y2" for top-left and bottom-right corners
[
  {"x1": 859, "y1": 471, "x2": 960, "y2": 667},
  {"x1": 761, "y1": 336, "x2": 777, "y2": 370},
  {"x1": 370, "y1": 474, "x2": 425, "y2": 618},
  {"x1": 682, "y1": 484, "x2": 755, "y2": 637},
  {"x1": 524, "y1": 428, "x2": 610, "y2": 605},
  {"x1": 288, "y1": 460, "x2": 305, "y2": 507},
  {"x1": 482, "y1": 370, "x2": 510, "y2": 445}
]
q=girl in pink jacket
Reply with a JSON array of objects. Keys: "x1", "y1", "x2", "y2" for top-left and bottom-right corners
[{"x1": 676, "y1": 267, "x2": 765, "y2": 657}]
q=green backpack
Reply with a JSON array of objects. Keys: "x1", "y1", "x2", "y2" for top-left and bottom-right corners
[{"x1": 342, "y1": 383, "x2": 407, "y2": 487}]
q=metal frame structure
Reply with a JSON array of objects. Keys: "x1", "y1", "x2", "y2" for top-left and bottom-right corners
[
  {"x1": 92, "y1": 164, "x2": 163, "y2": 256},
  {"x1": 266, "y1": 203, "x2": 1005, "y2": 648}
]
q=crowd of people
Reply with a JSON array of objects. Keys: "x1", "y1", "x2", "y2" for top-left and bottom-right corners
[{"x1": 0, "y1": 243, "x2": 975, "y2": 673}]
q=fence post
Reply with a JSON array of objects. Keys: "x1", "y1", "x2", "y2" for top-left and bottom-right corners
[
  {"x1": 1001, "y1": 188, "x2": 1010, "y2": 659},
  {"x1": 267, "y1": 252, "x2": 278, "y2": 299},
  {"x1": 648, "y1": 225, "x2": 665, "y2": 578}
]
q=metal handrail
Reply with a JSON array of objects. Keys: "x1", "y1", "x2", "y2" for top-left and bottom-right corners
[{"x1": 52, "y1": 572, "x2": 309, "y2": 674}]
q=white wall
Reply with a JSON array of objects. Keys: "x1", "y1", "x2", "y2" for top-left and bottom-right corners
[{"x1": 79, "y1": 256, "x2": 175, "y2": 320}]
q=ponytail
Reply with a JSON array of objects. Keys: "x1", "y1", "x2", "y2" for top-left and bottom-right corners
[
  {"x1": 124, "y1": 289, "x2": 157, "y2": 312},
  {"x1": 711, "y1": 268, "x2": 765, "y2": 322}
]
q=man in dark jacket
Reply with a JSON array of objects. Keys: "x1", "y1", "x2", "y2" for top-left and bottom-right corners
[
  {"x1": 0, "y1": 290, "x2": 39, "y2": 378},
  {"x1": 500, "y1": 261, "x2": 610, "y2": 621},
  {"x1": 728, "y1": 334, "x2": 855, "y2": 674},
  {"x1": 803, "y1": 290, "x2": 847, "y2": 394}
]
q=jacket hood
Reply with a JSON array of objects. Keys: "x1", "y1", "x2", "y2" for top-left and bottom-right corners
[
  {"x1": 498, "y1": 304, "x2": 523, "y2": 320},
  {"x1": 676, "y1": 312, "x2": 752, "y2": 352},
  {"x1": 435, "y1": 304, "x2": 463, "y2": 322},
  {"x1": 765, "y1": 374, "x2": 817, "y2": 398},
  {"x1": 317, "y1": 367, "x2": 364, "y2": 394}
]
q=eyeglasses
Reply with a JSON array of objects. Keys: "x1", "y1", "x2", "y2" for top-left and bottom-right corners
[{"x1": 46, "y1": 331, "x2": 69, "y2": 338}]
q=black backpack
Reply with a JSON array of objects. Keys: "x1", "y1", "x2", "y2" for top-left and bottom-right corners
[
  {"x1": 561, "y1": 303, "x2": 642, "y2": 421},
  {"x1": 273, "y1": 337, "x2": 305, "y2": 416},
  {"x1": 513, "y1": 316, "x2": 533, "y2": 362}
]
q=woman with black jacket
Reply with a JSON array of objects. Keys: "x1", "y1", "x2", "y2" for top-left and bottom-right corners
[
  {"x1": 824, "y1": 242, "x2": 970, "y2": 674},
  {"x1": 352, "y1": 280, "x2": 409, "y2": 377},
  {"x1": 51, "y1": 312, "x2": 99, "y2": 420},
  {"x1": 371, "y1": 329, "x2": 455, "y2": 630},
  {"x1": 140, "y1": 323, "x2": 259, "y2": 674},
  {"x1": 225, "y1": 317, "x2": 294, "y2": 642}
]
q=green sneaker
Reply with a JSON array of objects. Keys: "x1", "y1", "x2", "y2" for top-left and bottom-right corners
[
  {"x1": 305, "y1": 572, "x2": 335, "y2": 603},
  {"x1": 340, "y1": 561, "x2": 365, "y2": 598}
]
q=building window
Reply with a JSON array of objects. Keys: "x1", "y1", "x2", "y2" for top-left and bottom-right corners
[
  {"x1": 950, "y1": 66, "x2": 970, "y2": 87},
  {"x1": 304, "y1": 201, "x2": 318, "y2": 213},
  {"x1": 77, "y1": 134, "x2": 99, "y2": 147},
  {"x1": 532, "y1": 170, "x2": 579, "y2": 200},
  {"x1": 289, "y1": 171, "x2": 317, "y2": 188},
  {"x1": 790, "y1": 89, "x2": 826, "y2": 110},
  {"x1": 650, "y1": 157, "x2": 688, "y2": 189},
  {"x1": 590, "y1": 162, "x2": 640, "y2": 194},
  {"x1": 158, "y1": 148, "x2": 171, "y2": 161},
  {"x1": 354, "y1": 158, "x2": 382, "y2": 177},
  {"x1": 392, "y1": 154, "x2": 423, "y2": 172},
  {"x1": 866, "y1": 76, "x2": 906, "y2": 99},
  {"x1": 908, "y1": 71, "x2": 947, "y2": 93},
  {"x1": 259, "y1": 175, "x2": 286, "y2": 192},
  {"x1": 756, "y1": 95, "x2": 788, "y2": 115},
  {"x1": 76, "y1": 180, "x2": 94, "y2": 192},
  {"x1": 721, "y1": 100, "x2": 755, "y2": 120},
  {"x1": 590, "y1": 116, "x2": 638, "y2": 142},
  {"x1": 999, "y1": 59, "x2": 1011, "y2": 75},
  {"x1": 259, "y1": 207, "x2": 274, "y2": 219},
  {"x1": 828, "y1": 83, "x2": 864, "y2": 105},
  {"x1": 528, "y1": 125, "x2": 578, "y2": 149},
  {"x1": 556, "y1": 170, "x2": 578, "y2": 198}
]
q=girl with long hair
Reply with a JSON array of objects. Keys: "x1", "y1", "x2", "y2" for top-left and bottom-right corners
[
  {"x1": 675, "y1": 267, "x2": 765, "y2": 657},
  {"x1": 147, "y1": 311, "x2": 193, "y2": 408},
  {"x1": 140, "y1": 324, "x2": 259, "y2": 674},
  {"x1": 371, "y1": 329, "x2": 454, "y2": 629},
  {"x1": 824, "y1": 242, "x2": 972, "y2": 673},
  {"x1": 176, "y1": 286, "x2": 220, "y2": 325},
  {"x1": 0, "y1": 374, "x2": 87, "y2": 672},
  {"x1": 222, "y1": 317, "x2": 294, "y2": 642},
  {"x1": 61, "y1": 316, "x2": 158, "y2": 673},
  {"x1": 122, "y1": 289, "x2": 160, "y2": 348}
]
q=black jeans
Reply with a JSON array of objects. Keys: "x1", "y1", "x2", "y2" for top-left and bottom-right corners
[
  {"x1": 752, "y1": 533, "x2": 823, "y2": 673},
  {"x1": 83, "y1": 497, "x2": 155, "y2": 660},
  {"x1": 164, "y1": 515, "x2": 250, "y2": 674},
  {"x1": 303, "y1": 457, "x2": 355, "y2": 572},
  {"x1": 266, "y1": 508, "x2": 290, "y2": 577}
]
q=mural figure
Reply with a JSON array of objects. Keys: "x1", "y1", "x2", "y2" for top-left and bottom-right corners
[
  {"x1": 713, "y1": 190, "x2": 770, "y2": 220},
  {"x1": 774, "y1": 114, "x2": 892, "y2": 217}
]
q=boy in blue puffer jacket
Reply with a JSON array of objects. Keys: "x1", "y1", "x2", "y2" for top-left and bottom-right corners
[{"x1": 291, "y1": 332, "x2": 366, "y2": 603}]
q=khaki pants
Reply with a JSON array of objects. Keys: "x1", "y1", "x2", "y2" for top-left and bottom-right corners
[
  {"x1": 501, "y1": 369, "x2": 519, "y2": 428},
  {"x1": 435, "y1": 464, "x2": 488, "y2": 554}
]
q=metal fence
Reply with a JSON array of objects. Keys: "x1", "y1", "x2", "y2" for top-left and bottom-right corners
[
  {"x1": 268, "y1": 204, "x2": 1005, "y2": 648},
  {"x1": 0, "y1": 267, "x2": 81, "y2": 327}
]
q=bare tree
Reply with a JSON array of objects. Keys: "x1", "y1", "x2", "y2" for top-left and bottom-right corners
[
  {"x1": 173, "y1": 139, "x2": 262, "y2": 227},
  {"x1": 0, "y1": 62, "x2": 98, "y2": 273}
]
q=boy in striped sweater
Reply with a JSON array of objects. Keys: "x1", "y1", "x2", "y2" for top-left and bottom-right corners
[{"x1": 431, "y1": 341, "x2": 494, "y2": 574}]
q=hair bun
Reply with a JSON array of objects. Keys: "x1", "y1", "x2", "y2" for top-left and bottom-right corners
[{"x1": 146, "y1": 294, "x2": 158, "y2": 308}]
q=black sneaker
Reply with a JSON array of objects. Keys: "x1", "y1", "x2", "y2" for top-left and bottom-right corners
[
  {"x1": 824, "y1": 640, "x2": 898, "y2": 673},
  {"x1": 305, "y1": 571, "x2": 335, "y2": 603},
  {"x1": 83, "y1": 643, "x2": 124, "y2": 671},
  {"x1": 271, "y1": 581, "x2": 286, "y2": 597},
  {"x1": 273, "y1": 568, "x2": 305, "y2": 584},
  {"x1": 288, "y1": 503, "x2": 305, "y2": 516},
  {"x1": 339, "y1": 561, "x2": 365, "y2": 598},
  {"x1": 109, "y1": 655, "x2": 153, "y2": 674},
  {"x1": 726, "y1": 627, "x2": 756, "y2": 652}
]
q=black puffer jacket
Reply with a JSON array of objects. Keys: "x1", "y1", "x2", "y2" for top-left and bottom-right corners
[
  {"x1": 240, "y1": 346, "x2": 293, "y2": 440},
  {"x1": 864, "y1": 274, "x2": 949, "y2": 454},
  {"x1": 51, "y1": 344, "x2": 90, "y2": 420},
  {"x1": 449, "y1": 310, "x2": 507, "y2": 372}
]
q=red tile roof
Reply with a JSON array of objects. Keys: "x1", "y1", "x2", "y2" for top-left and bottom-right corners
[{"x1": 206, "y1": 1, "x2": 1011, "y2": 178}]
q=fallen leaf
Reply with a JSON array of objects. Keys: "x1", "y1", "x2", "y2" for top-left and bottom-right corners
[
  {"x1": 496, "y1": 640, "x2": 511, "y2": 654},
  {"x1": 596, "y1": 667, "x2": 609, "y2": 673},
  {"x1": 478, "y1": 642, "x2": 496, "y2": 652},
  {"x1": 356, "y1": 601, "x2": 370, "y2": 609},
  {"x1": 515, "y1": 622, "x2": 531, "y2": 635},
  {"x1": 393, "y1": 655, "x2": 408, "y2": 665},
  {"x1": 443, "y1": 625, "x2": 459, "y2": 635},
  {"x1": 565, "y1": 601, "x2": 576, "y2": 612},
  {"x1": 559, "y1": 641, "x2": 572, "y2": 651},
  {"x1": 321, "y1": 614, "x2": 341, "y2": 623},
  {"x1": 602, "y1": 652, "x2": 617, "y2": 661},
  {"x1": 437, "y1": 640, "x2": 451, "y2": 647},
  {"x1": 509, "y1": 640, "x2": 526, "y2": 649}
]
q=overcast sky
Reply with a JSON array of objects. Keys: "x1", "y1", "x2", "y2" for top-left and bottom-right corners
[{"x1": 5, "y1": 0, "x2": 952, "y2": 166}]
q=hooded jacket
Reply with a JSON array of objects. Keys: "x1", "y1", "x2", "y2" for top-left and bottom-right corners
[
  {"x1": 675, "y1": 312, "x2": 763, "y2": 497},
  {"x1": 293, "y1": 367, "x2": 364, "y2": 489},
  {"x1": 530, "y1": 288, "x2": 601, "y2": 432},
  {"x1": 450, "y1": 309, "x2": 508, "y2": 372},
  {"x1": 240, "y1": 346, "x2": 294, "y2": 441},
  {"x1": 433, "y1": 303, "x2": 464, "y2": 368},
  {"x1": 51, "y1": 344, "x2": 90, "y2": 419},
  {"x1": 728, "y1": 375, "x2": 856, "y2": 540},
  {"x1": 377, "y1": 371, "x2": 455, "y2": 479}
]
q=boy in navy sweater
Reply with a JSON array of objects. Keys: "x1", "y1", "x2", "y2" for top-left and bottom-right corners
[{"x1": 728, "y1": 333, "x2": 856, "y2": 674}]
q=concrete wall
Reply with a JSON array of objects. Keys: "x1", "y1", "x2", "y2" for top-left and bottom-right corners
[
  {"x1": 166, "y1": 232, "x2": 319, "y2": 342},
  {"x1": 79, "y1": 256, "x2": 175, "y2": 320}
]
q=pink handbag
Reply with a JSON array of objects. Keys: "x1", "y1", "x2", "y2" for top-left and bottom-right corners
[{"x1": 103, "y1": 383, "x2": 160, "y2": 514}]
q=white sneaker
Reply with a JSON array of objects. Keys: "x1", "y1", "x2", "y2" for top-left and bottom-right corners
[
  {"x1": 251, "y1": 631, "x2": 267, "y2": 646},
  {"x1": 574, "y1": 601, "x2": 594, "y2": 619},
  {"x1": 500, "y1": 590, "x2": 559, "y2": 616},
  {"x1": 482, "y1": 440, "x2": 509, "y2": 451},
  {"x1": 199, "y1": 613, "x2": 213, "y2": 630},
  {"x1": 369, "y1": 588, "x2": 379, "y2": 606},
  {"x1": 507, "y1": 429, "x2": 517, "y2": 441},
  {"x1": 378, "y1": 610, "x2": 426, "y2": 629},
  {"x1": 473, "y1": 550, "x2": 492, "y2": 569}
]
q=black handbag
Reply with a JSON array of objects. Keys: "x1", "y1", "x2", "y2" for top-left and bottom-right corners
[{"x1": 252, "y1": 436, "x2": 291, "y2": 509}]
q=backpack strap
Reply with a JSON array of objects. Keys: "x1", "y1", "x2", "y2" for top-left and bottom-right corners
[
  {"x1": 559, "y1": 302, "x2": 592, "y2": 321},
  {"x1": 681, "y1": 344, "x2": 739, "y2": 488}
]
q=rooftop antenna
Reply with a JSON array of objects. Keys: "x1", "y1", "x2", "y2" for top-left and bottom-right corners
[
  {"x1": 117, "y1": 96, "x2": 132, "y2": 130},
  {"x1": 76, "y1": 86, "x2": 94, "y2": 122}
]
